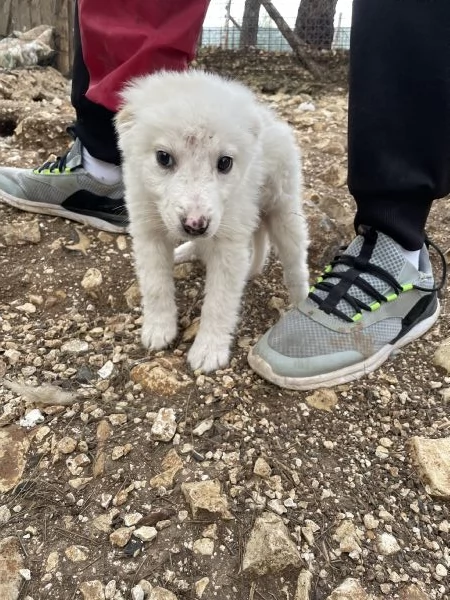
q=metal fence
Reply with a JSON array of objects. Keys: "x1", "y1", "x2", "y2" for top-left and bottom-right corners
[
  {"x1": 201, "y1": 1, "x2": 352, "y2": 51},
  {"x1": 201, "y1": 25, "x2": 351, "y2": 51}
]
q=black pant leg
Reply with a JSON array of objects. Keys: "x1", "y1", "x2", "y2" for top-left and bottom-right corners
[
  {"x1": 71, "y1": 1, "x2": 121, "y2": 165},
  {"x1": 348, "y1": 0, "x2": 450, "y2": 250}
]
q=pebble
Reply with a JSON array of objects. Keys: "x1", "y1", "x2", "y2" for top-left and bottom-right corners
[
  {"x1": 134, "y1": 526, "x2": 158, "y2": 542},
  {"x1": 151, "y1": 408, "x2": 177, "y2": 442},
  {"x1": 377, "y1": 532, "x2": 400, "y2": 555},
  {"x1": 193, "y1": 538, "x2": 214, "y2": 555},
  {"x1": 57, "y1": 436, "x2": 77, "y2": 454},
  {"x1": 61, "y1": 340, "x2": 89, "y2": 354},
  {"x1": 253, "y1": 457, "x2": 272, "y2": 479},
  {"x1": 194, "y1": 577, "x2": 209, "y2": 598},
  {"x1": 110, "y1": 527, "x2": 133, "y2": 548}
]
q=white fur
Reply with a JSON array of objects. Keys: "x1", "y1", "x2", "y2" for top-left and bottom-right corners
[{"x1": 116, "y1": 70, "x2": 309, "y2": 373}]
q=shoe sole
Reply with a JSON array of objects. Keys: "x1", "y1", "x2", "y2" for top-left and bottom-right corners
[
  {"x1": 0, "y1": 190, "x2": 127, "y2": 234},
  {"x1": 247, "y1": 301, "x2": 440, "y2": 391}
]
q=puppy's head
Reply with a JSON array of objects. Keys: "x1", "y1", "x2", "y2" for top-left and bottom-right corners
[{"x1": 116, "y1": 71, "x2": 262, "y2": 240}]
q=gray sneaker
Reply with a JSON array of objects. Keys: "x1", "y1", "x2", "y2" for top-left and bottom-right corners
[
  {"x1": 248, "y1": 228, "x2": 445, "y2": 390},
  {"x1": 0, "y1": 138, "x2": 127, "y2": 232}
]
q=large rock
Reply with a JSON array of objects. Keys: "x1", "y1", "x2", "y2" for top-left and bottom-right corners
[
  {"x1": 0, "y1": 537, "x2": 25, "y2": 600},
  {"x1": 409, "y1": 436, "x2": 450, "y2": 498},
  {"x1": 0, "y1": 220, "x2": 41, "y2": 246},
  {"x1": 0, "y1": 426, "x2": 30, "y2": 493},
  {"x1": 131, "y1": 363, "x2": 192, "y2": 397},
  {"x1": 326, "y1": 578, "x2": 371, "y2": 600},
  {"x1": 0, "y1": 26, "x2": 54, "y2": 69},
  {"x1": 242, "y1": 512, "x2": 301, "y2": 575},
  {"x1": 181, "y1": 480, "x2": 233, "y2": 519}
]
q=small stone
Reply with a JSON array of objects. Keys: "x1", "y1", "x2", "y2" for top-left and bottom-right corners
[
  {"x1": 435, "y1": 563, "x2": 447, "y2": 577},
  {"x1": 123, "y1": 512, "x2": 143, "y2": 527},
  {"x1": 433, "y1": 337, "x2": 450, "y2": 372},
  {"x1": 79, "y1": 580, "x2": 105, "y2": 600},
  {"x1": 156, "y1": 520, "x2": 171, "y2": 531},
  {"x1": 192, "y1": 418, "x2": 214, "y2": 437},
  {"x1": 363, "y1": 514, "x2": 379, "y2": 530},
  {"x1": 398, "y1": 584, "x2": 430, "y2": 600},
  {"x1": 68, "y1": 477, "x2": 93, "y2": 490},
  {"x1": 333, "y1": 520, "x2": 362, "y2": 556},
  {"x1": 108, "y1": 413, "x2": 127, "y2": 426},
  {"x1": 377, "y1": 532, "x2": 400, "y2": 555},
  {"x1": 149, "y1": 588, "x2": 178, "y2": 600},
  {"x1": 116, "y1": 235, "x2": 128, "y2": 251},
  {"x1": 0, "y1": 505, "x2": 12, "y2": 525},
  {"x1": 131, "y1": 585, "x2": 145, "y2": 600},
  {"x1": 19, "y1": 569, "x2": 31, "y2": 581},
  {"x1": 410, "y1": 436, "x2": 450, "y2": 497},
  {"x1": 375, "y1": 445, "x2": 389, "y2": 459},
  {"x1": 151, "y1": 408, "x2": 177, "y2": 442},
  {"x1": 327, "y1": 578, "x2": 371, "y2": 599},
  {"x1": 104, "y1": 580, "x2": 117, "y2": 599},
  {"x1": 0, "y1": 537, "x2": 24, "y2": 599},
  {"x1": 19, "y1": 409, "x2": 44, "y2": 428},
  {"x1": 305, "y1": 388, "x2": 338, "y2": 412},
  {"x1": 17, "y1": 302, "x2": 36, "y2": 314},
  {"x1": 294, "y1": 569, "x2": 313, "y2": 600},
  {"x1": 0, "y1": 426, "x2": 30, "y2": 492},
  {"x1": 150, "y1": 449, "x2": 183, "y2": 489},
  {"x1": 110, "y1": 527, "x2": 133, "y2": 548},
  {"x1": 111, "y1": 444, "x2": 132, "y2": 460},
  {"x1": 194, "y1": 577, "x2": 209, "y2": 598},
  {"x1": 98, "y1": 360, "x2": 114, "y2": 379},
  {"x1": 65, "y1": 545, "x2": 89, "y2": 562},
  {"x1": 242, "y1": 512, "x2": 301, "y2": 575},
  {"x1": 267, "y1": 498, "x2": 287, "y2": 515},
  {"x1": 57, "y1": 436, "x2": 77, "y2": 454},
  {"x1": 253, "y1": 457, "x2": 272, "y2": 479},
  {"x1": 61, "y1": 340, "x2": 89, "y2": 354},
  {"x1": 201, "y1": 524, "x2": 217, "y2": 539},
  {"x1": 45, "y1": 552, "x2": 59, "y2": 573},
  {"x1": 181, "y1": 480, "x2": 233, "y2": 519},
  {"x1": 134, "y1": 526, "x2": 158, "y2": 542},
  {"x1": 81, "y1": 268, "x2": 103, "y2": 293},
  {"x1": 131, "y1": 363, "x2": 191, "y2": 397},
  {"x1": 92, "y1": 509, "x2": 119, "y2": 533},
  {"x1": 193, "y1": 538, "x2": 214, "y2": 555}
]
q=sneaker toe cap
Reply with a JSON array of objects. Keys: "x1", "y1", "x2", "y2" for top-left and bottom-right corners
[
  {"x1": 249, "y1": 328, "x2": 364, "y2": 381},
  {"x1": 0, "y1": 169, "x2": 27, "y2": 199}
]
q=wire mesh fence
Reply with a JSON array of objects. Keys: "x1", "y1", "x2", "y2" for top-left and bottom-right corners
[{"x1": 201, "y1": 0, "x2": 352, "y2": 51}]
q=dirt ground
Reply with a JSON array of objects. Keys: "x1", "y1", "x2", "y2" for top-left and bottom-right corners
[{"x1": 0, "y1": 50, "x2": 449, "y2": 600}]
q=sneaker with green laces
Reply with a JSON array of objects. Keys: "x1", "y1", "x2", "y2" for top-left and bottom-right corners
[
  {"x1": 248, "y1": 227, "x2": 446, "y2": 390},
  {"x1": 0, "y1": 138, "x2": 127, "y2": 233}
]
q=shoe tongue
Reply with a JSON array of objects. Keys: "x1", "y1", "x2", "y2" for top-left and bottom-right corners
[
  {"x1": 64, "y1": 138, "x2": 84, "y2": 171},
  {"x1": 314, "y1": 231, "x2": 411, "y2": 319}
]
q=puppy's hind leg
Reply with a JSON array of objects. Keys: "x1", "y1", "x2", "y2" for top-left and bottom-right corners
[
  {"x1": 266, "y1": 207, "x2": 309, "y2": 304},
  {"x1": 248, "y1": 223, "x2": 270, "y2": 278}
]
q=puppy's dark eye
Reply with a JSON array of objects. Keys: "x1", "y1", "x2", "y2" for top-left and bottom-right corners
[
  {"x1": 156, "y1": 151, "x2": 174, "y2": 168},
  {"x1": 217, "y1": 156, "x2": 233, "y2": 174}
]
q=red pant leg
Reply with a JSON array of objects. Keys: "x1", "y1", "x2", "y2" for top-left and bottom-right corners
[{"x1": 78, "y1": 0, "x2": 210, "y2": 111}]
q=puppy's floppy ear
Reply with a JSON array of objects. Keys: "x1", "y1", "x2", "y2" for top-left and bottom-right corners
[{"x1": 248, "y1": 112, "x2": 262, "y2": 140}]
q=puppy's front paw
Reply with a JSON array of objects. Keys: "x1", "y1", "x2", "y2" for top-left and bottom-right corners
[
  {"x1": 188, "y1": 337, "x2": 230, "y2": 373},
  {"x1": 174, "y1": 241, "x2": 198, "y2": 264},
  {"x1": 141, "y1": 317, "x2": 177, "y2": 351}
]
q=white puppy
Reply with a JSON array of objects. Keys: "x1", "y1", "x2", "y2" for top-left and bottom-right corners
[{"x1": 116, "y1": 70, "x2": 309, "y2": 373}]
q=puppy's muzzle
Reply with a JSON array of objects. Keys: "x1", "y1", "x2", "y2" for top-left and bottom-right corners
[{"x1": 181, "y1": 216, "x2": 210, "y2": 236}]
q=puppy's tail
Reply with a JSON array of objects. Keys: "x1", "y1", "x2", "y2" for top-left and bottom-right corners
[{"x1": 249, "y1": 224, "x2": 270, "y2": 278}]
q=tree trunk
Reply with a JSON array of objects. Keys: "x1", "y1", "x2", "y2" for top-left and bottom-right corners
[
  {"x1": 295, "y1": 0, "x2": 339, "y2": 50},
  {"x1": 260, "y1": 0, "x2": 321, "y2": 78},
  {"x1": 240, "y1": 0, "x2": 261, "y2": 48}
]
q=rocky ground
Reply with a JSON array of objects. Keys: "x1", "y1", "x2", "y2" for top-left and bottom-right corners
[{"x1": 0, "y1": 50, "x2": 449, "y2": 600}]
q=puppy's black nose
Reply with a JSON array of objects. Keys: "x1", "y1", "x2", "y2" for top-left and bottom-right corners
[{"x1": 182, "y1": 216, "x2": 209, "y2": 236}]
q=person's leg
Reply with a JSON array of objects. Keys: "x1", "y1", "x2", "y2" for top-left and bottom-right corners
[
  {"x1": 348, "y1": 0, "x2": 450, "y2": 252},
  {"x1": 248, "y1": 0, "x2": 450, "y2": 390},
  {"x1": 0, "y1": 0, "x2": 209, "y2": 231}
]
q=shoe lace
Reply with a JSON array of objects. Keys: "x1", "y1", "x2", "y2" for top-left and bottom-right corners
[
  {"x1": 34, "y1": 149, "x2": 73, "y2": 174},
  {"x1": 34, "y1": 127, "x2": 80, "y2": 175},
  {"x1": 309, "y1": 228, "x2": 447, "y2": 324}
]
